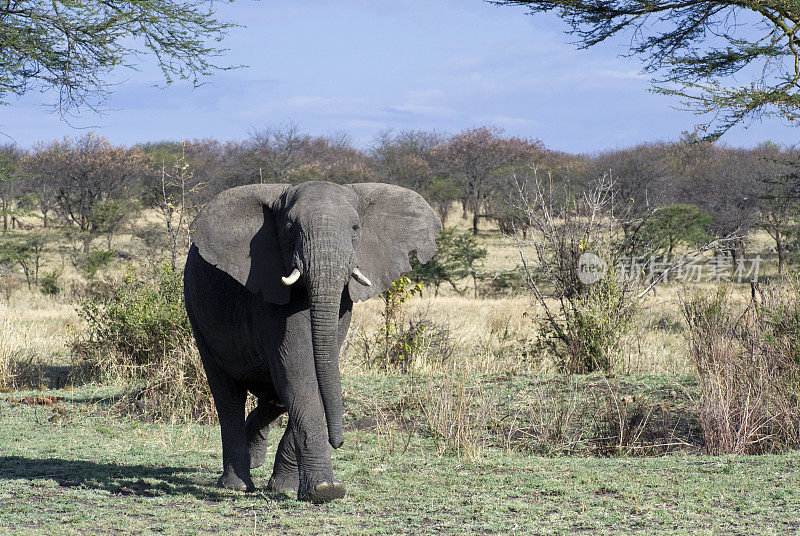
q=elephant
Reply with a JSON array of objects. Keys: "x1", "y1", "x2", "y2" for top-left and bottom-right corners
[{"x1": 183, "y1": 181, "x2": 440, "y2": 503}]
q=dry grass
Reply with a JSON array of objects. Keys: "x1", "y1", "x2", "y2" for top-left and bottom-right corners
[
  {"x1": 684, "y1": 283, "x2": 800, "y2": 454},
  {"x1": 0, "y1": 289, "x2": 78, "y2": 388},
  {"x1": 346, "y1": 288, "x2": 702, "y2": 376},
  {"x1": 113, "y1": 343, "x2": 217, "y2": 424},
  {"x1": 419, "y1": 369, "x2": 495, "y2": 460},
  {"x1": 0, "y1": 303, "x2": 28, "y2": 388},
  {"x1": 345, "y1": 295, "x2": 544, "y2": 375},
  {"x1": 8, "y1": 289, "x2": 79, "y2": 357}
]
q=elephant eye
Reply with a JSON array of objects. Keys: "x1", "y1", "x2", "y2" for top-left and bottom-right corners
[{"x1": 352, "y1": 223, "x2": 360, "y2": 231}]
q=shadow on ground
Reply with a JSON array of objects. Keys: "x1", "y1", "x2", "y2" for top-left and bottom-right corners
[{"x1": 0, "y1": 455, "x2": 232, "y2": 501}]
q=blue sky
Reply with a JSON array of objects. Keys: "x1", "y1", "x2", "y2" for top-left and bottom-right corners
[{"x1": 1, "y1": 0, "x2": 796, "y2": 154}]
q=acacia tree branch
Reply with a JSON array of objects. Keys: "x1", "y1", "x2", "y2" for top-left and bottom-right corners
[
  {"x1": 0, "y1": 0, "x2": 239, "y2": 115},
  {"x1": 491, "y1": 0, "x2": 800, "y2": 139}
]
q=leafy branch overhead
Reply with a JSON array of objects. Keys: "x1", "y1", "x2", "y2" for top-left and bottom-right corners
[
  {"x1": 0, "y1": 0, "x2": 238, "y2": 113},
  {"x1": 491, "y1": 0, "x2": 800, "y2": 139}
]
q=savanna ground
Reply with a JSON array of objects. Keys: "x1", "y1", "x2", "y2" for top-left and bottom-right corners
[{"x1": 0, "y1": 212, "x2": 798, "y2": 535}]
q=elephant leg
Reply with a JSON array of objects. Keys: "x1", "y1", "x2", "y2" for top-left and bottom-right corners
[
  {"x1": 266, "y1": 424, "x2": 300, "y2": 495},
  {"x1": 269, "y1": 351, "x2": 344, "y2": 503},
  {"x1": 196, "y1": 340, "x2": 253, "y2": 492},
  {"x1": 245, "y1": 394, "x2": 285, "y2": 470}
]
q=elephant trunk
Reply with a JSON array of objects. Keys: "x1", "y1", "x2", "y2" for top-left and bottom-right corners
[{"x1": 305, "y1": 239, "x2": 346, "y2": 450}]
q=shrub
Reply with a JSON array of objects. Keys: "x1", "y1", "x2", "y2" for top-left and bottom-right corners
[
  {"x1": 73, "y1": 262, "x2": 213, "y2": 422},
  {"x1": 477, "y1": 267, "x2": 527, "y2": 298},
  {"x1": 559, "y1": 272, "x2": 633, "y2": 373},
  {"x1": 511, "y1": 173, "x2": 648, "y2": 374},
  {"x1": 358, "y1": 277, "x2": 453, "y2": 373},
  {"x1": 637, "y1": 204, "x2": 712, "y2": 258},
  {"x1": 81, "y1": 250, "x2": 114, "y2": 278},
  {"x1": 683, "y1": 281, "x2": 800, "y2": 454},
  {"x1": 39, "y1": 268, "x2": 61, "y2": 296},
  {"x1": 409, "y1": 227, "x2": 487, "y2": 297},
  {"x1": 76, "y1": 262, "x2": 192, "y2": 369}
]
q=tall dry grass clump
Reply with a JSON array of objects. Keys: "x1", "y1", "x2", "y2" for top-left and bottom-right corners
[
  {"x1": 0, "y1": 303, "x2": 28, "y2": 389},
  {"x1": 72, "y1": 262, "x2": 214, "y2": 422},
  {"x1": 420, "y1": 370, "x2": 493, "y2": 460},
  {"x1": 683, "y1": 281, "x2": 800, "y2": 454}
]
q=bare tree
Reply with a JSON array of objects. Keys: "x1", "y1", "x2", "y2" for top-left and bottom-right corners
[
  {"x1": 298, "y1": 133, "x2": 374, "y2": 184},
  {"x1": 758, "y1": 150, "x2": 800, "y2": 276},
  {"x1": 370, "y1": 130, "x2": 443, "y2": 191},
  {"x1": 154, "y1": 144, "x2": 206, "y2": 270},
  {"x1": 23, "y1": 132, "x2": 145, "y2": 252},
  {"x1": 437, "y1": 127, "x2": 545, "y2": 234},
  {"x1": 247, "y1": 122, "x2": 310, "y2": 183}
]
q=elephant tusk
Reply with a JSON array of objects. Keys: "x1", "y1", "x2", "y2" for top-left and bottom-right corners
[
  {"x1": 281, "y1": 268, "x2": 301, "y2": 286},
  {"x1": 351, "y1": 267, "x2": 372, "y2": 287}
]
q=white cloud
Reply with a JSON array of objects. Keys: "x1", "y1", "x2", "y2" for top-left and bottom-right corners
[{"x1": 386, "y1": 104, "x2": 457, "y2": 117}]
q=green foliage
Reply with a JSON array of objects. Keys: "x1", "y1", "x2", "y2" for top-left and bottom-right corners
[
  {"x1": 81, "y1": 250, "x2": 114, "y2": 279},
  {"x1": 0, "y1": 231, "x2": 48, "y2": 288},
  {"x1": 637, "y1": 204, "x2": 712, "y2": 257},
  {"x1": 410, "y1": 227, "x2": 487, "y2": 295},
  {"x1": 356, "y1": 276, "x2": 452, "y2": 373},
  {"x1": 423, "y1": 176, "x2": 460, "y2": 222},
  {"x1": 0, "y1": 1, "x2": 238, "y2": 113},
  {"x1": 39, "y1": 268, "x2": 61, "y2": 296},
  {"x1": 74, "y1": 262, "x2": 212, "y2": 422},
  {"x1": 539, "y1": 266, "x2": 635, "y2": 373},
  {"x1": 494, "y1": 0, "x2": 800, "y2": 139},
  {"x1": 76, "y1": 262, "x2": 192, "y2": 368},
  {"x1": 89, "y1": 198, "x2": 134, "y2": 247},
  {"x1": 376, "y1": 277, "x2": 423, "y2": 371},
  {"x1": 0, "y1": 234, "x2": 31, "y2": 268},
  {"x1": 477, "y1": 268, "x2": 528, "y2": 298}
]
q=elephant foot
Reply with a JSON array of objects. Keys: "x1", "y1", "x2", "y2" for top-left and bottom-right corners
[
  {"x1": 217, "y1": 469, "x2": 254, "y2": 492},
  {"x1": 299, "y1": 479, "x2": 345, "y2": 504},
  {"x1": 266, "y1": 473, "x2": 299, "y2": 496}
]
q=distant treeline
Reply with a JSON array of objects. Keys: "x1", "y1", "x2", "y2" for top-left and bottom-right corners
[{"x1": 0, "y1": 125, "x2": 797, "y2": 267}]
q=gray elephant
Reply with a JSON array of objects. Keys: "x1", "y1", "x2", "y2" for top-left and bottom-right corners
[{"x1": 183, "y1": 181, "x2": 440, "y2": 503}]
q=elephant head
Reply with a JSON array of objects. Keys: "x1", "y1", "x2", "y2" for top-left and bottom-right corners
[{"x1": 190, "y1": 181, "x2": 441, "y2": 449}]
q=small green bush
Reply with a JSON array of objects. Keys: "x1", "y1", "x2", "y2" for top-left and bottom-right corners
[
  {"x1": 82, "y1": 250, "x2": 114, "y2": 278},
  {"x1": 39, "y1": 269, "x2": 61, "y2": 296},
  {"x1": 477, "y1": 268, "x2": 528, "y2": 298},
  {"x1": 537, "y1": 266, "x2": 634, "y2": 374},
  {"x1": 356, "y1": 277, "x2": 453, "y2": 373},
  {"x1": 409, "y1": 227, "x2": 487, "y2": 296},
  {"x1": 76, "y1": 262, "x2": 191, "y2": 368},
  {"x1": 73, "y1": 262, "x2": 212, "y2": 422}
]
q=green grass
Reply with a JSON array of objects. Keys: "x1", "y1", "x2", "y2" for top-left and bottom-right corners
[{"x1": 1, "y1": 381, "x2": 799, "y2": 535}]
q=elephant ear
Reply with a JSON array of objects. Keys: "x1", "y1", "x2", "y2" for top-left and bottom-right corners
[
  {"x1": 347, "y1": 183, "x2": 441, "y2": 302},
  {"x1": 190, "y1": 184, "x2": 291, "y2": 305}
]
